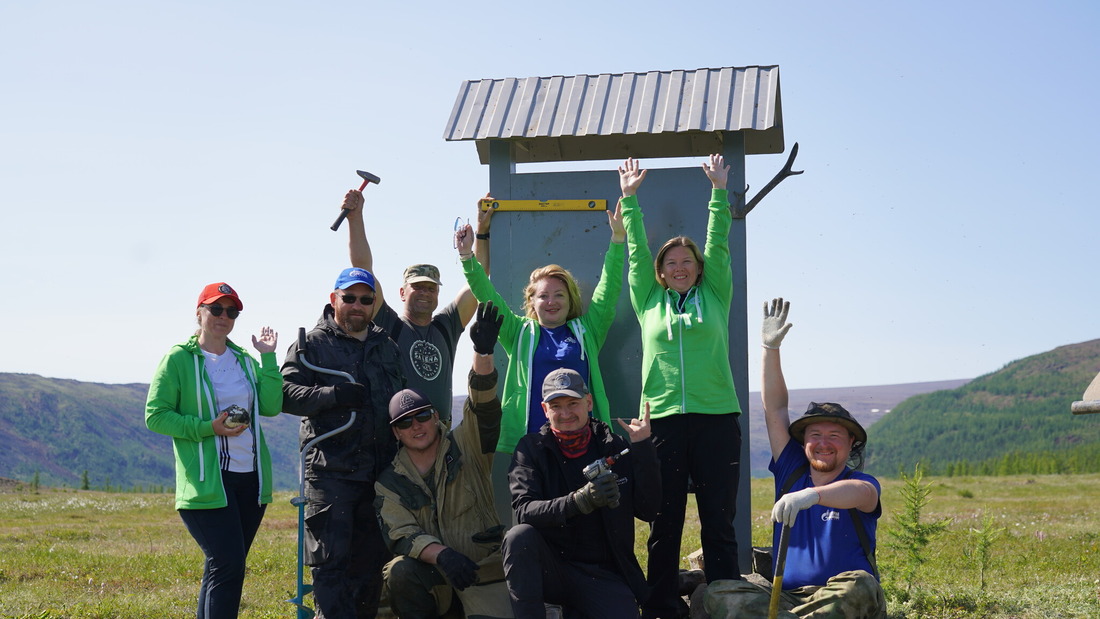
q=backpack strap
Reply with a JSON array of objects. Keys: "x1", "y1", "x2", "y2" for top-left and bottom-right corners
[{"x1": 779, "y1": 464, "x2": 879, "y2": 580}]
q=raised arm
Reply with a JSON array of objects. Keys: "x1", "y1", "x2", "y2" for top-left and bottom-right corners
[
  {"x1": 454, "y1": 195, "x2": 496, "y2": 326},
  {"x1": 701, "y1": 154, "x2": 733, "y2": 302},
  {"x1": 618, "y1": 158, "x2": 661, "y2": 314},
  {"x1": 457, "y1": 232, "x2": 523, "y2": 354},
  {"x1": 762, "y1": 298, "x2": 794, "y2": 461},
  {"x1": 345, "y1": 189, "x2": 383, "y2": 320}
]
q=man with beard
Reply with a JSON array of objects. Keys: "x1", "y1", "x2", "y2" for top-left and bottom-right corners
[
  {"x1": 502, "y1": 368, "x2": 660, "y2": 618},
  {"x1": 281, "y1": 267, "x2": 405, "y2": 618},
  {"x1": 375, "y1": 302, "x2": 513, "y2": 619},
  {"x1": 704, "y1": 298, "x2": 886, "y2": 619},
  {"x1": 341, "y1": 189, "x2": 492, "y2": 424}
]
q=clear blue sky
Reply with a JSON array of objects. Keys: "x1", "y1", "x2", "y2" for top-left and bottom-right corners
[{"x1": 2, "y1": 1, "x2": 1097, "y2": 391}]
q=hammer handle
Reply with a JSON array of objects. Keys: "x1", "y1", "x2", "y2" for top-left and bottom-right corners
[
  {"x1": 330, "y1": 209, "x2": 350, "y2": 232},
  {"x1": 331, "y1": 178, "x2": 375, "y2": 231}
]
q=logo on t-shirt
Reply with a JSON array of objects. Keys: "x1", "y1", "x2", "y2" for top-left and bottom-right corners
[
  {"x1": 409, "y1": 340, "x2": 442, "y2": 381},
  {"x1": 821, "y1": 510, "x2": 840, "y2": 522}
]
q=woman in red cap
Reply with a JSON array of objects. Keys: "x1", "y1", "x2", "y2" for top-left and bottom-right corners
[{"x1": 145, "y1": 282, "x2": 283, "y2": 619}]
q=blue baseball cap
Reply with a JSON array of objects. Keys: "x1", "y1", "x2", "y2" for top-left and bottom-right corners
[{"x1": 334, "y1": 267, "x2": 376, "y2": 291}]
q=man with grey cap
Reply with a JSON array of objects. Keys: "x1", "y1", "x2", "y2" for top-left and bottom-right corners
[
  {"x1": 704, "y1": 298, "x2": 885, "y2": 619},
  {"x1": 341, "y1": 188, "x2": 493, "y2": 423},
  {"x1": 281, "y1": 266, "x2": 405, "y2": 618},
  {"x1": 374, "y1": 302, "x2": 513, "y2": 619},
  {"x1": 501, "y1": 368, "x2": 661, "y2": 618}
]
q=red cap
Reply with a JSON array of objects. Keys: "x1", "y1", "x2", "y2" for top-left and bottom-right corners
[{"x1": 197, "y1": 282, "x2": 243, "y2": 311}]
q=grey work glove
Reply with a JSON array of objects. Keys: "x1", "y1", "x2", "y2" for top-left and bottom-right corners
[
  {"x1": 762, "y1": 297, "x2": 793, "y2": 349},
  {"x1": 436, "y1": 547, "x2": 479, "y2": 591},
  {"x1": 571, "y1": 473, "x2": 620, "y2": 514},
  {"x1": 772, "y1": 487, "x2": 820, "y2": 527}
]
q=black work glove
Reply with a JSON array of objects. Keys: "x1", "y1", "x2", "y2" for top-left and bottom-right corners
[
  {"x1": 570, "y1": 473, "x2": 620, "y2": 514},
  {"x1": 436, "y1": 547, "x2": 479, "y2": 590},
  {"x1": 594, "y1": 472, "x2": 621, "y2": 509},
  {"x1": 333, "y1": 382, "x2": 367, "y2": 407},
  {"x1": 469, "y1": 302, "x2": 504, "y2": 355}
]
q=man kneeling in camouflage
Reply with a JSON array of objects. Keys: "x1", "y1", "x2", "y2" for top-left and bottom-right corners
[{"x1": 375, "y1": 303, "x2": 513, "y2": 618}]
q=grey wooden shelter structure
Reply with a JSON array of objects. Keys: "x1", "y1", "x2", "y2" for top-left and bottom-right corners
[{"x1": 444, "y1": 65, "x2": 788, "y2": 571}]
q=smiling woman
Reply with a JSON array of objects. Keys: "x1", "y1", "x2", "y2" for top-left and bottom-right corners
[
  {"x1": 144, "y1": 281, "x2": 283, "y2": 619},
  {"x1": 619, "y1": 155, "x2": 746, "y2": 619},
  {"x1": 454, "y1": 202, "x2": 627, "y2": 454}
]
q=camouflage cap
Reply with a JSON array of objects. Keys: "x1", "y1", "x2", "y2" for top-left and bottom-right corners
[{"x1": 403, "y1": 264, "x2": 442, "y2": 286}]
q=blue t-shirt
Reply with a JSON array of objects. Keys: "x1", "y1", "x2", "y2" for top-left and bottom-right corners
[
  {"x1": 527, "y1": 324, "x2": 589, "y2": 433},
  {"x1": 768, "y1": 440, "x2": 881, "y2": 589}
]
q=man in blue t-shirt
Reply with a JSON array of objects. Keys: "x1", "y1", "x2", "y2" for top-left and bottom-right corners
[{"x1": 704, "y1": 298, "x2": 886, "y2": 619}]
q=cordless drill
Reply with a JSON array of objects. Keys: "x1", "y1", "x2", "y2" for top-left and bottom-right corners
[{"x1": 582, "y1": 448, "x2": 629, "y2": 508}]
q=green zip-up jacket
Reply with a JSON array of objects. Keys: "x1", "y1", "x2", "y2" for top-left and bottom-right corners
[
  {"x1": 461, "y1": 240, "x2": 624, "y2": 453},
  {"x1": 146, "y1": 336, "x2": 284, "y2": 510},
  {"x1": 622, "y1": 189, "x2": 741, "y2": 419}
]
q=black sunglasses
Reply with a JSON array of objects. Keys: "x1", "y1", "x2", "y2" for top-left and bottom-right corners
[
  {"x1": 202, "y1": 304, "x2": 240, "y2": 319},
  {"x1": 340, "y1": 294, "x2": 376, "y2": 306},
  {"x1": 393, "y1": 410, "x2": 435, "y2": 430}
]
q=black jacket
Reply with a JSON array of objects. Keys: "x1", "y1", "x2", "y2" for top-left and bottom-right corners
[
  {"x1": 508, "y1": 420, "x2": 661, "y2": 602},
  {"x1": 281, "y1": 304, "x2": 405, "y2": 482}
]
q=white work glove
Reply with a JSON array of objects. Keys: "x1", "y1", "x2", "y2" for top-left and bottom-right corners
[
  {"x1": 772, "y1": 487, "x2": 819, "y2": 527},
  {"x1": 762, "y1": 298, "x2": 793, "y2": 349}
]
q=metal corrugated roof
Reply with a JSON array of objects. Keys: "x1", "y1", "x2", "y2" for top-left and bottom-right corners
[{"x1": 444, "y1": 66, "x2": 783, "y2": 163}]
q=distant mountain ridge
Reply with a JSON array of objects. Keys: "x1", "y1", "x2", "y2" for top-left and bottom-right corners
[
  {"x1": 865, "y1": 339, "x2": 1100, "y2": 476},
  {"x1": 0, "y1": 373, "x2": 303, "y2": 490},
  {"x1": 742, "y1": 379, "x2": 971, "y2": 476},
  {"x1": 2, "y1": 339, "x2": 1097, "y2": 488}
]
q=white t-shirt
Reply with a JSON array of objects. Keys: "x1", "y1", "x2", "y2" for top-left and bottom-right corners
[{"x1": 202, "y1": 348, "x2": 255, "y2": 473}]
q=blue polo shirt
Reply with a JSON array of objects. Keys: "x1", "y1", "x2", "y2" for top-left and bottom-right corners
[{"x1": 768, "y1": 440, "x2": 881, "y2": 589}]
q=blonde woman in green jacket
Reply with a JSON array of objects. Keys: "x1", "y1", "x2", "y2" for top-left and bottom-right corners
[
  {"x1": 145, "y1": 282, "x2": 283, "y2": 619},
  {"x1": 619, "y1": 155, "x2": 744, "y2": 619},
  {"x1": 454, "y1": 206, "x2": 625, "y2": 454}
]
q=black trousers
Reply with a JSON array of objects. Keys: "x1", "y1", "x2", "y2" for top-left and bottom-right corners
[
  {"x1": 502, "y1": 523, "x2": 639, "y2": 619},
  {"x1": 304, "y1": 476, "x2": 389, "y2": 618},
  {"x1": 643, "y1": 414, "x2": 741, "y2": 619},
  {"x1": 179, "y1": 470, "x2": 266, "y2": 619}
]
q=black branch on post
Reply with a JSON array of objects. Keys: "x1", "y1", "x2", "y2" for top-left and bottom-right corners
[{"x1": 734, "y1": 142, "x2": 804, "y2": 218}]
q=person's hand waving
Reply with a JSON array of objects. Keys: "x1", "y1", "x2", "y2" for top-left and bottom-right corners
[{"x1": 762, "y1": 298, "x2": 792, "y2": 350}]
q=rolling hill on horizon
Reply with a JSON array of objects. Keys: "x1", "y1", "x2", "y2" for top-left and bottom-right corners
[{"x1": 2, "y1": 339, "x2": 1098, "y2": 488}]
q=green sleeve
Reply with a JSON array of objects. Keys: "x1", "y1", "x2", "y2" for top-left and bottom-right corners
[
  {"x1": 257, "y1": 351, "x2": 284, "y2": 417},
  {"x1": 703, "y1": 188, "x2": 733, "y2": 304},
  {"x1": 580, "y1": 239, "x2": 624, "y2": 346},
  {"x1": 462, "y1": 256, "x2": 522, "y2": 356},
  {"x1": 621, "y1": 194, "x2": 659, "y2": 316},
  {"x1": 145, "y1": 351, "x2": 215, "y2": 442}
]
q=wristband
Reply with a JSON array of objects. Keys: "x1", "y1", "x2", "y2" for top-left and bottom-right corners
[
  {"x1": 762, "y1": 344, "x2": 780, "y2": 350},
  {"x1": 476, "y1": 232, "x2": 490, "y2": 240},
  {"x1": 459, "y1": 252, "x2": 473, "y2": 261}
]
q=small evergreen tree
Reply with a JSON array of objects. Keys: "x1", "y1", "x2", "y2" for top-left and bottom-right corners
[
  {"x1": 964, "y1": 514, "x2": 1005, "y2": 592},
  {"x1": 81, "y1": 470, "x2": 90, "y2": 491},
  {"x1": 886, "y1": 465, "x2": 951, "y2": 595}
]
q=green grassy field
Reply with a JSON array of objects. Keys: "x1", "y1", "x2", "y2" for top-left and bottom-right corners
[{"x1": 2, "y1": 474, "x2": 1098, "y2": 618}]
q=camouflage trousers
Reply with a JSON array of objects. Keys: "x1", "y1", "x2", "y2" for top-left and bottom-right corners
[{"x1": 703, "y1": 571, "x2": 886, "y2": 619}]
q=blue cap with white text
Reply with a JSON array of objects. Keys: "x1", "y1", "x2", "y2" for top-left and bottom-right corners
[{"x1": 334, "y1": 267, "x2": 376, "y2": 291}]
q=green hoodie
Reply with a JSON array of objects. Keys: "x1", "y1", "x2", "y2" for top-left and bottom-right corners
[
  {"x1": 146, "y1": 336, "x2": 283, "y2": 509},
  {"x1": 622, "y1": 189, "x2": 741, "y2": 419},
  {"x1": 461, "y1": 241, "x2": 624, "y2": 453}
]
